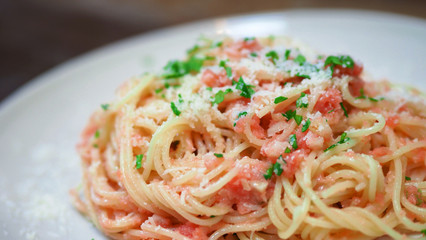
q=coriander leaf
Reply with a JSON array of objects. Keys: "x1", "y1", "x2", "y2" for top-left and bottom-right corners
[
  {"x1": 219, "y1": 60, "x2": 232, "y2": 78},
  {"x1": 243, "y1": 37, "x2": 255, "y2": 41},
  {"x1": 163, "y1": 60, "x2": 187, "y2": 79},
  {"x1": 282, "y1": 110, "x2": 296, "y2": 121},
  {"x1": 302, "y1": 118, "x2": 311, "y2": 132},
  {"x1": 94, "y1": 130, "x2": 100, "y2": 139},
  {"x1": 278, "y1": 154, "x2": 287, "y2": 164},
  {"x1": 101, "y1": 104, "x2": 109, "y2": 111},
  {"x1": 210, "y1": 215, "x2": 216, "y2": 218},
  {"x1": 324, "y1": 144, "x2": 337, "y2": 152},
  {"x1": 206, "y1": 87, "x2": 213, "y2": 91},
  {"x1": 273, "y1": 162, "x2": 283, "y2": 176},
  {"x1": 266, "y1": 50, "x2": 279, "y2": 64},
  {"x1": 340, "y1": 102, "x2": 348, "y2": 117},
  {"x1": 186, "y1": 57, "x2": 204, "y2": 72},
  {"x1": 284, "y1": 49, "x2": 291, "y2": 60},
  {"x1": 238, "y1": 111, "x2": 248, "y2": 118},
  {"x1": 405, "y1": 176, "x2": 411, "y2": 181},
  {"x1": 295, "y1": 73, "x2": 311, "y2": 79},
  {"x1": 250, "y1": 52, "x2": 258, "y2": 57},
  {"x1": 212, "y1": 90, "x2": 226, "y2": 105},
  {"x1": 338, "y1": 132, "x2": 350, "y2": 144},
  {"x1": 187, "y1": 44, "x2": 200, "y2": 55},
  {"x1": 422, "y1": 229, "x2": 426, "y2": 235},
  {"x1": 294, "y1": 114, "x2": 303, "y2": 126},
  {"x1": 165, "y1": 82, "x2": 170, "y2": 89},
  {"x1": 155, "y1": 88, "x2": 163, "y2": 94},
  {"x1": 324, "y1": 55, "x2": 355, "y2": 74},
  {"x1": 214, "y1": 153, "x2": 223, "y2": 158},
  {"x1": 274, "y1": 96, "x2": 288, "y2": 104},
  {"x1": 324, "y1": 56, "x2": 342, "y2": 66},
  {"x1": 328, "y1": 109, "x2": 335, "y2": 113},
  {"x1": 214, "y1": 41, "x2": 223, "y2": 47},
  {"x1": 284, "y1": 147, "x2": 291, "y2": 153},
  {"x1": 289, "y1": 134, "x2": 298, "y2": 150},
  {"x1": 296, "y1": 92, "x2": 309, "y2": 108},
  {"x1": 170, "y1": 102, "x2": 181, "y2": 116},
  {"x1": 368, "y1": 97, "x2": 379, "y2": 102},
  {"x1": 178, "y1": 94, "x2": 184, "y2": 103},
  {"x1": 294, "y1": 54, "x2": 306, "y2": 66},
  {"x1": 136, "y1": 154, "x2": 143, "y2": 169},
  {"x1": 355, "y1": 88, "x2": 366, "y2": 99},
  {"x1": 235, "y1": 77, "x2": 255, "y2": 98},
  {"x1": 264, "y1": 167, "x2": 273, "y2": 180}
]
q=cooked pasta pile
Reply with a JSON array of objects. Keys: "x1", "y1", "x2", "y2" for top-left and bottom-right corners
[{"x1": 73, "y1": 36, "x2": 426, "y2": 240}]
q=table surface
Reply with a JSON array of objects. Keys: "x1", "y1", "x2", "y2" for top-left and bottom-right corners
[{"x1": 1, "y1": 0, "x2": 425, "y2": 102}]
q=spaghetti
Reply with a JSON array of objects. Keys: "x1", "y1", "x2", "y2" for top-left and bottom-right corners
[{"x1": 73, "y1": 36, "x2": 426, "y2": 240}]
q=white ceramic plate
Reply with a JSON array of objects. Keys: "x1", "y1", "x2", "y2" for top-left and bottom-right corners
[{"x1": 1, "y1": 9, "x2": 425, "y2": 240}]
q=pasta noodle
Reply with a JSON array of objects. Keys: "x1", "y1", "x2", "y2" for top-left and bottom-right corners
[{"x1": 73, "y1": 36, "x2": 426, "y2": 239}]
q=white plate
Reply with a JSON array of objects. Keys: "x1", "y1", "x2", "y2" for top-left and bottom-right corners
[{"x1": 1, "y1": 9, "x2": 425, "y2": 240}]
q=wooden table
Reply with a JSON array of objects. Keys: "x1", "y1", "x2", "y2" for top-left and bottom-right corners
[{"x1": 1, "y1": 0, "x2": 425, "y2": 101}]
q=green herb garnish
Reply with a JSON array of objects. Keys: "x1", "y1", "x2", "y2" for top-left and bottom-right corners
[
  {"x1": 212, "y1": 89, "x2": 232, "y2": 105},
  {"x1": 266, "y1": 50, "x2": 279, "y2": 64},
  {"x1": 294, "y1": 54, "x2": 306, "y2": 66},
  {"x1": 94, "y1": 130, "x2": 100, "y2": 139},
  {"x1": 101, "y1": 104, "x2": 109, "y2": 111},
  {"x1": 233, "y1": 111, "x2": 248, "y2": 127},
  {"x1": 294, "y1": 115, "x2": 303, "y2": 126},
  {"x1": 274, "y1": 96, "x2": 288, "y2": 104},
  {"x1": 170, "y1": 102, "x2": 181, "y2": 116},
  {"x1": 214, "y1": 153, "x2": 223, "y2": 158},
  {"x1": 135, "y1": 154, "x2": 143, "y2": 169},
  {"x1": 282, "y1": 110, "x2": 296, "y2": 121},
  {"x1": 206, "y1": 87, "x2": 212, "y2": 91},
  {"x1": 163, "y1": 56, "x2": 205, "y2": 79},
  {"x1": 243, "y1": 37, "x2": 255, "y2": 42},
  {"x1": 289, "y1": 134, "x2": 298, "y2": 150},
  {"x1": 235, "y1": 77, "x2": 255, "y2": 98},
  {"x1": 296, "y1": 92, "x2": 309, "y2": 108},
  {"x1": 155, "y1": 88, "x2": 163, "y2": 94},
  {"x1": 284, "y1": 49, "x2": 291, "y2": 60},
  {"x1": 324, "y1": 132, "x2": 350, "y2": 152},
  {"x1": 284, "y1": 147, "x2": 291, "y2": 153},
  {"x1": 187, "y1": 44, "x2": 200, "y2": 55},
  {"x1": 250, "y1": 52, "x2": 258, "y2": 57},
  {"x1": 273, "y1": 161, "x2": 283, "y2": 176},
  {"x1": 219, "y1": 60, "x2": 232, "y2": 78},
  {"x1": 405, "y1": 176, "x2": 411, "y2": 181},
  {"x1": 324, "y1": 55, "x2": 354, "y2": 73},
  {"x1": 302, "y1": 118, "x2": 311, "y2": 132},
  {"x1": 264, "y1": 167, "x2": 273, "y2": 180},
  {"x1": 340, "y1": 102, "x2": 348, "y2": 117}
]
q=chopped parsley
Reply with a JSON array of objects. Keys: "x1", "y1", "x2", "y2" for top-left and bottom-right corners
[
  {"x1": 289, "y1": 134, "x2": 298, "y2": 150},
  {"x1": 178, "y1": 94, "x2": 184, "y2": 103},
  {"x1": 405, "y1": 176, "x2": 411, "y2": 181},
  {"x1": 233, "y1": 111, "x2": 248, "y2": 127},
  {"x1": 219, "y1": 60, "x2": 233, "y2": 78},
  {"x1": 212, "y1": 89, "x2": 233, "y2": 105},
  {"x1": 282, "y1": 110, "x2": 296, "y2": 121},
  {"x1": 368, "y1": 97, "x2": 384, "y2": 102},
  {"x1": 170, "y1": 102, "x2": 181, "y2": 116},
  {"x1": 284, "y1": 49, "x2": 291, "y2": 60},
  {"x1": 264, "y1": 167, "x2": 273, "y2": 180},
  {"x1": 165, "y1": 82, "x2": 170, "y2": 89},
  {"x1": 273, "y1": 161, "x2": 283, "y2": 176},
  {"x1": 101, "y1": 104, "x2": 109, "y2": 111},
  {"x1": 214, "y1": 41, "x2": 223, "y2": 47},
  {"x1": 94, "y1": 130, "x2": 100, "y2": 139},
  {"x1": 265, "y1": 50, "x2": 279, "y2": 64},
  {"x1": 264, "y1": 156, "x2": 285, "y2": 180},
  {"x1": 163, "y1": 56, "x2": 205, "y2": 79},
  {"x1": 235, "y1": 77, "x2": 255, "y2": 98},
  {"x1": 295, "y1": 73, "x2": 311, "y2": 79},
  {"x1": 155, "y1": 88, "x2": 163, "y2": 94},
  {"x1": 206, "y1": 87, "x2": 212, "y2": 91},
  {"x1": 93, "y1": 144, "x2": 98, "y2": 148},
  {"x1": 243, "y1": 37, "x2": 255, "y2": 41},
  {"x1": 355, "y1": 88, "x2": 384, "y2": 102},
  {"x1": 416, "y1": 188, "x2": 423, "y2": 206},
  {"x1": 421, "y1": 229, "x2": 426, "y2": 235},
  {"x1": 294, "y1": 115, "x2": 303, "y2": 126},
  {"x1": 340, "y1": 102, "x2": 348, "y2": 117},
  {"x1": 296, "y1": 92, "x2": 309, "y2": 108},
  {"x1": 324, "y1": 132, "x2": 350, "y2": 152},
  {"x1": 210, "y1": 215, "x2": 216, "y2": 218},
  {"x1": 187, "y1": 44, "x2": 200, "y2": 55},
  {"x1": 214, "y1": 153, "x2": 223, "y2": 158},
  {"x1": 301, "y1": 118, "x2": 311, "y2": 132},
  {"x1": 284, "y1": 147, "x2": 291, "y2": 153},
  {"x1": 250, "y1": 52, "x2": 258, "y2": 57},
  {"x1": 324, "y1": 55, "x2": 354, "y2": 73},
  {"x1": 356, "y1": 88, "x2": 366, "y2": 99},
  {"x1": 328, "y1": 109, "x2": 335, "y2": 113},
  {"x1": 274, "y1": 96, "x2": 288, "y2": 104},
  {"x1": 294, "y1": 54, "x2": 306, "y2": 66},
  {"x1": 278, "y1": 154, "x2": 287, "y2": 164},
  {"x1": 135, "y1": 154, "x2": 143, "y2": 169}
]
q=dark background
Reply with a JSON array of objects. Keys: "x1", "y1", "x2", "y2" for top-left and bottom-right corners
[{"x1": 1, "y1": 0, "x2": 425, "y2": 102}]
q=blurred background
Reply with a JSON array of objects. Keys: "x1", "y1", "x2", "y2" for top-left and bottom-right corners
[{"x1": 1, "y1": 0, "x2": 425, "y2": 102}]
